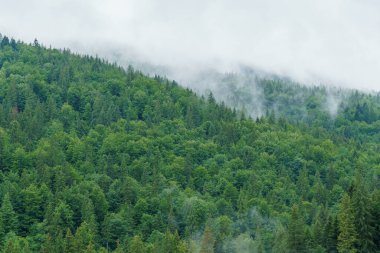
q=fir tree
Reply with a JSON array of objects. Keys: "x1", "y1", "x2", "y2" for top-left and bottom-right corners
[
  {"x1": 200, "y1": 225, "x2": 215, "y2": 253},
  {"x1": 128, "y1": 235, "x2": 146, "y2": 253},
  {"x1": 337, "y1": 194, "x2": 357, "y2": 253},
  {"x1": 287, "y1": 204, "x2": 306, "y2": 253},
  {"x1": 74, "y1": 222, "x2": 95, "y2": 253},
  {"x1": 351, "y1": 168, "x2": 375, "y2": 252},
  {"x1": 64, "y1": 228, "x2": 75, "y2": 253},
  {"x1": 1, "y1": 193, "x2": 18, "y2": 235},
  {"x1": 324, "y1": 215, "x2": 338, "y2": 253}
]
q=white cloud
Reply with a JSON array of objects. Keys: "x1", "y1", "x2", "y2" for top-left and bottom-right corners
[{"x1": 1, "y1": 0, "x2": 380, "y2": 90}]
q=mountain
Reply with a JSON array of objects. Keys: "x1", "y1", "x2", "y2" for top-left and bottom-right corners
[
  {"x1": 183, "y1": 67, "x2": 380, "y2": 134},
  {"x1": 0, "y1": 35, "x2": 379, "y2": 252}
]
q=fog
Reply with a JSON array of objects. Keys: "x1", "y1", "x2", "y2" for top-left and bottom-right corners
[{"x1": 1, "y1": 0, "x2": 380, "y2": 91}]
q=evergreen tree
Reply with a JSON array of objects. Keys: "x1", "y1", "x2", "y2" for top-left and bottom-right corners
[
  {"x1": 41, "y1": 234, "x2": 55, "y2": 253},
  {"x1": 73, "y1": 222, "x2": 95, "y2": 253},
  {"x1": 337, "y1": 194, "x2": 357, "y2": 253},
  {"x1": 297, "y1": 167, "x2": 310, "y2": 201},
  {"x1": 153, "y1": 230, "x2": 188, "y2": 253},
  {"x1": 64, "y1": 228, "x2": 75, "y2": 253},
  {"x1": 351, "y1": 169, "x2": 375, "y2": 252},
  {"x1": 1, "y1": 193, "x2": 18, "y2": 235},
  {"x1": 128, "y1": 235, "x2": 146, "y2": 253},
  {"x1": 0, "y1": 36, "x2": 9, "y2": 48},
  {"x1": 20, "y1": 184, "x2": 45, "y2": 235},
  {"x1": 324, "y1": 215, "x2": 338, "y2": 253},
  {"x1": 50, "y1": 202, "x2": 74, "y2": 237},
  {"x1": 287, "y1": 204, "x2": 307, "y2": 253},
  {"x1": 312, "y1": 206, "x2": 327, "y2": 248},
  {"x1": 272, "y1": 225, "x2": 288, "y2": 253},
  {"x1": 371, "y1": 190, "x2": 380, "y2": 251},
  {"x1": 200, "y1": 225, "x2": 215, "y2": 253},
  {"x1": 2, "y1": 232, "x2": 31, "y2": 253}
]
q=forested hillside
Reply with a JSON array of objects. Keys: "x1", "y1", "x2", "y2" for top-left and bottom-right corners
[
  {"x1": 0, "y1": 35, "x2": 379, "y2": 253},
  {"x1": 197, "y1": 69, "x2": 380, "y2": 135}
]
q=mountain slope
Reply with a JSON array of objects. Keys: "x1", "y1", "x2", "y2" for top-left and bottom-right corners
[
  {"x1": 191, "y1": 68, "x2": 380, "y2": 136},
  {"x1": 0, "y1": 36, "x2": 379, "y2": 253}
]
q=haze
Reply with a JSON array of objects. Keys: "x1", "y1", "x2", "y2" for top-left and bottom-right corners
[{"x1": 1, "y1": 0, "x2": 380, "y2": 90}]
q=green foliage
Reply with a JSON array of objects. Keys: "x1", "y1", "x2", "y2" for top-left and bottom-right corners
[
  {"x1": 200, "y1": 225, "x2": 215, "y2": 253},
  {"x1": 0, "y1": 36, "x2": 378, "y2": 252},
  {"x1": 338, "y1": 194, "x2": 358, "y2": 253},
  {"x1": 2, "y1": 232, "x2": 31, "y2": 253},
  {"x1": 287, "y1": 204, "x2": 307, "y2": 253},
  {"x1": 127, "y1": 235, "x2": 146, "y2": 253},
  {"x1": 351, "y1": 168, "x2": 375, "y2": 252},
  {"x1": 0, "y1": 193, "x2": 18, "y2": 237}
]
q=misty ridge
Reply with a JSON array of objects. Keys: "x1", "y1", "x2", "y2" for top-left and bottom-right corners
[
  {"x1": 2, "y1": 0, "x2": 380, "y2": 91},
  {"x1": 69, "y1": 43, "x2": 379, "y2": 126},
  {"x1": 4, "y1": 33, "x2": 380, "y2": 130}
]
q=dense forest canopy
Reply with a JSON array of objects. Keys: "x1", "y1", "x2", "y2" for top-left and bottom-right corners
[{"x1": 0, "y1": 35, "x2": 379, "y2": 253}]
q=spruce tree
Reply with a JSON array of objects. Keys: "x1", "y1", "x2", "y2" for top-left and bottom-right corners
[
  {"x1": 371, "y1": 190, "x2": 380, "y2": 251},
  {"x1": 1, "y1": 193, "x2": 18, "y2": 235},
  {"x1": 312, "y1": 206, "x2": 327, "y2": 248},
  {"x1": 351, "y1": 169, "x2": 375, "y2": 252},
  {"x1": 337, "y1": 194, "x2": 357, "y2": 253},
  {"x1": 2, "y1": 232, "x2": 31, "y2": 253},
  {"x1": 64, "y1": 228, "x2": 75, "y2": 253},
  {"x1": 128, "y1": 235, "x2": 146, "y2": 253},
  {"x1": 287, "y1": 204, "x2": 307, "y2": 253},
  {"x1": 297, "y1": 167, "x2": 310, "y2": 201},
  {"x1": 272, "y1": 225, "x2": 288, "y2": 253},
  {"x1": 74, "y1": 222, "x2": 95, "y2": 253},
  {"x1": 200, "y1": 225, "x2": 215, "y2": 253},
  {"x1": 324, "y1": 215, "x2": 338, "y2": 253}
]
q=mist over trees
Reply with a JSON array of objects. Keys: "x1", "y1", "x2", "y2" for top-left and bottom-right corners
[{"x1": 0, "y1": 35, "x2": 379, "y2": 252}]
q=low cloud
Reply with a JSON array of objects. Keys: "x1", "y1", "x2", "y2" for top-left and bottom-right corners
[{"x1": 1, "y1": 0, "x2": 380, "y2": 90}]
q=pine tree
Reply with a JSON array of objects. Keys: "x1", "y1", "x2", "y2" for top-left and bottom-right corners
[
  {"x1": 257, "y1": 241, "x2": 265, "y2": 253},
  {"x1": 20, "y1": 184, "x2": 45, "y2": 235},
  {"x1": 337, "y1": 194, "x2": 357, "y2": 253},
  {"x1": 272, "y1": 225, "x2": 288, "y2": 253},
  {"x1": 80, "y1": 198, "x2": 98, "y2": 242},
  {"x1": 84, "y1": 242, "x2": 97, "y2": 253},
  {"x1": 313, "y1": 170, "x2": 327, "y2": 204},
  {"x1": 312, "y1": 206, "x2": 327, "y2": 248},
  {"x1": 74, "y1": 221, "x2": 95, "y2": 253},
  {"x1": 154, "y1": 230, "x2": 188, "y2": 253},
  {"x1": 297, "y1": 167, "x2": 310, "y2": 201},
  {"x1": 128, "y1": 235, "x2": 146, "y2": 253},
  {"x1": 351, "y1": 169, "x2": 375, "y2": 252},
  {"x1": 371, "y1": 190, "x2": 380, "y2": 251},
  {"x1": 50, "y1": 202, "x2": 74, "y2": 237},
  {"x1": 112, "y1": 240, "x2": 126, "y2": 253},
  {"x1": 1, "y1": 193, "x2": 18, "y2": 235},
  {"x1": 41, "y1": 234, "x2": 55, "y2": 253},
  {"x1": 64, "y1": 228, "x2": 75, "y2": 253},
  {"x1": 200, "y1": 225, "x2": 215, "y2": 253},
  {"x1": 2, "y1": 232, "x2": 32, "y2": 253},
  {"x1": 287, "y1": 204, "x2": 307, "y2": 253},
  {"x1": 54, "y1": 231, "x2": 65, "y2": 253},
  {"x1": 0, "y1": 36, "x2": 9, "y2": 48},
  {"x1": 324, "y1": 215, "x2": 338, "y2": 253}
]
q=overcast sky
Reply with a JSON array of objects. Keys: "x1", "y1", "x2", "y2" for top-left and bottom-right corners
[{"x1": 1, "y1": 0, "x2": 380, "y2": 90}]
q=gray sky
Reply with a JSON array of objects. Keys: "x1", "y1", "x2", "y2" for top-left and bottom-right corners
[{"x1": 1, "y1": 0, "x2": 380, "y2": 90}]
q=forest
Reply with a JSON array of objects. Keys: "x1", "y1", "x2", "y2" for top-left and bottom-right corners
[{"x1": 0, "y1": 35, "x2": 379, "y2": 252}]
